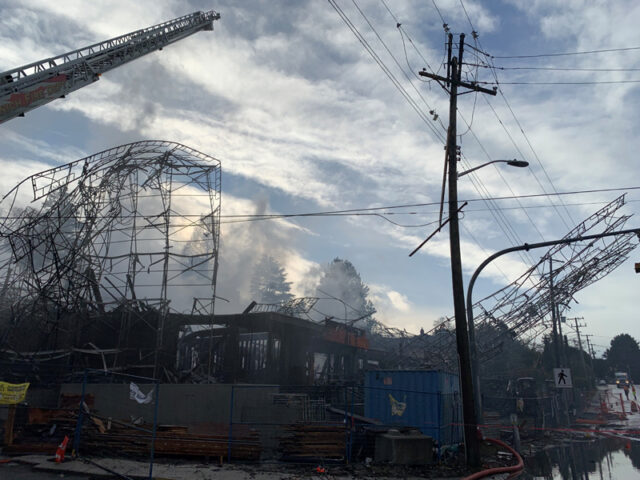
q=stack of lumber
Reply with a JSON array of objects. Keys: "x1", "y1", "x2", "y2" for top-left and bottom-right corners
[
  {"x1": 3, "y1": 406, "x2": 261, "y2": 461},
  {"x1": 3, "y1": 407, "x2": 76, "y2": 454},
  {"x1": 279, "y1": 423, "x2": 346, "y2": 460},
  {"x1": 83, "y1": 421, "x2": 261, "y2": 460}
]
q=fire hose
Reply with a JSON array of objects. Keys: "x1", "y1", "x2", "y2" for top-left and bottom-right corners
[{"x1": 462, "y1": 438, "x2": 524, "y2": 480}]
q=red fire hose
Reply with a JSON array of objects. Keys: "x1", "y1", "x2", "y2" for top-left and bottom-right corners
[{"x1": 462, "y1": 438, "x2": 524, "y2": 480}]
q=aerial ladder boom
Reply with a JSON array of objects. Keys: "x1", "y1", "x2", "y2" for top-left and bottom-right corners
[{"x1": 0, "y1": 10, "x2": 220, "y2": 124}]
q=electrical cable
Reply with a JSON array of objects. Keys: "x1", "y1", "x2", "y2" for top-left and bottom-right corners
[
  {"x1": 476, "y1": 44, "x2": 576, "y2": 229},
  {"x1": 486, "y1": 65, "x2": 640, "y2": 72},
  {"x1": 479, "y1": 79, "x2": 640, "y2": 85},
  {"x1": 327, "y1": 0, "x2": 445, "y2": 143},
  {"x1": 454, "y1": 4, "x2": 577, "y2": 230},
  {"x1": 494, "y1": 45, "x2": 640, "y2": 59},
  {"x1": 479, "y1": 94, "x2": 572, "y2": 232},
  {"x1": 351, "y1": 0, "x2": 439, "y2": 114},
  {"x1": 431, "y1": 0, "x2": 447, "y2": 27},
  {"x1": 379, "y1": 1, "x2": 539, "y2": 266},
  {"x1": 2, "y1": 186, "x2": 638, "y2": 223}
]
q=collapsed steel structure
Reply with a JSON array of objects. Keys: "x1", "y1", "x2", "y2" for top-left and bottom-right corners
[
  {"x1": 380, "y1": 195, "x2": 638, "y2": 370},
  {"x1": 0, "y1": 140, "x2": 635, "y2": 380},
  {"x1": 0, "y1": 141, "x2": 221, "y2": 377}
]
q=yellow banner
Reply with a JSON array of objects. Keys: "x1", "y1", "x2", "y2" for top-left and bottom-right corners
[{"x1": 0, "y1": 381, "x2": 29, "y2": 404}]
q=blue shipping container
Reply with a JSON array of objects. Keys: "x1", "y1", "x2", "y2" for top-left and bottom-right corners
[{"x1": 364, "y1": 370, "x2": 463, "y2": 446}]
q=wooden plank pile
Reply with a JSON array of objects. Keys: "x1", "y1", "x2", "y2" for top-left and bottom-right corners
[
  {"x1": 279, "y1": 423, "x2": 346, "y2": 461},
  {"x1": 82, "y1": 421, "x2": 261, "y2": 460},
  {"x1": 3, "y1": 403, "x2": 261, "y2": 461}
]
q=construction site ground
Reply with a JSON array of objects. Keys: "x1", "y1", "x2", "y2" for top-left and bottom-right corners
[{"x1": 0, "y1": 455, "x2": 481, "y2": 480}]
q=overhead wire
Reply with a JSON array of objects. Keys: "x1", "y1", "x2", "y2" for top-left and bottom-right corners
[
  {"x1": 478, "y1": 94, "x2": 570, "y2": 234},
  {"x1": 429, "y1": 0, "x2": 541, "y2": 265},
  {"x1": 494, "y1": 46, "x2": 640, "y2": 59},
  {"x1": 458, "y1": 3, "x2": 577, "y2": 230},
  {"x1": 327, "y1": 0, "x2": 445, "y2": 143},
  {"x1": 379, "y1": 0, "x2": 539, "y2": 266},
  {"x1": 350, "y1": 0, "x2": 439, "y2": 114},
  {"x1": 2, "y1": 185, "x2": 638, "y2": 222},
  {"x1": 485, "y1": 65, "x2": 640, "y2": 72},
  {"x1": 479, "y1": 79, "x2": 640, "y2": 85}
]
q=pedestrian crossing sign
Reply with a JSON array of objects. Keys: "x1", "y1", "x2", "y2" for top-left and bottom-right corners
[{"x1": 553, "y1": 368, "x2": 573, "y2": 388}]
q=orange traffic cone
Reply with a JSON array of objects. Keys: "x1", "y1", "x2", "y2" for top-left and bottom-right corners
[{"x1": 55, "y1": 435, "x2": 69, "y2": 463}]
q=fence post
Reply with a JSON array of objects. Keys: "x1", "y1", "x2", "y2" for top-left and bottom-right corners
[
  {"x1": 437, "y1": 391, "x2": 441, "y2": 450},
  {"x1": 227, "y1": 385, "x2": 235, "y2": 462},
  {"x1": 148, "y1": 381, "x2": 160, "y2": 480},
  {"x1": 72, "y1": 369, "x2": 88, "y2": 456},
  {"x1": 348, "y1": 386, "x2": 355, "y2": 463},
  {"x1": 343, "y1": 386, "x2": 348, "y2": 463}
]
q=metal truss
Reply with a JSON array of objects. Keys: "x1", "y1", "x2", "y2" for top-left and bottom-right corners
[
  {"x1": 248, "y1": 297, "x2": 319, "y2": 316},
  {"x1": 0, "y1": 141, "x2": 221, "y2": 376},
  {"x1": 0, "y1": 10, "x2": 220, "y2": 123},
  {"x1": 382, "y1": 195, "x2": 638, "y2": 370}
]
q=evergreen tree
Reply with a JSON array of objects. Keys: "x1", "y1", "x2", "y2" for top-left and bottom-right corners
[
  {"x1": 250, "y1": 256, "x2": 293, "y2": 304},
  {"x1": 314, "y1": 258, "x2": 375, "y2": 322}
]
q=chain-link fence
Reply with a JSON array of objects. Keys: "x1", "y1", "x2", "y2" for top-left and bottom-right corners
[
  {"x1": 72, "y1": 369, "x2": 160, "y2": 479},
  {"x1": 3, "y1": 379, "x2": 463, "y2": 468}
]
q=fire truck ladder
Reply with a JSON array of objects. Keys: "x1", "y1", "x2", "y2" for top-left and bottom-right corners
[{"x1": 0, "y1": 10, "x2": 220, "y2": 124}]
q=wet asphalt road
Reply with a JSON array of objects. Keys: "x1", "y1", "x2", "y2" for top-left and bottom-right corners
[{"x1": 0, "y1": 462, "x2": 92, "y2": 479}]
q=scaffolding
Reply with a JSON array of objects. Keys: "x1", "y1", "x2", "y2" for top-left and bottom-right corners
[
  {"x1": 381, "y1": 196, "x2": 638, "y2": 370},
  {"x1": 0, "y1": 140, "x2": 221, "y2": 378}
]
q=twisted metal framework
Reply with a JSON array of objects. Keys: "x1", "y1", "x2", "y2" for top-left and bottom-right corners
[
  {"x1": 384, "y1": 195, "x2": 638, "y2": 370},
  {"x1": 0, "y1": 141, "x2": 221, "y2": 377}
]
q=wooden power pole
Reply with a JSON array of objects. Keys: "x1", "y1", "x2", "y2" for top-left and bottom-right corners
[{"x1": 419, "y1": 33, "x2": 496, "y2": 467}]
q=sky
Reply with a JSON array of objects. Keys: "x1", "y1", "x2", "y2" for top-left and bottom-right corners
[{"x1": 0, "y1": 0, "x2": 639, "y2": 357}]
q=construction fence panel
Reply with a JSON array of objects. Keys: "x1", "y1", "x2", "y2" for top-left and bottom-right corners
[
  {"x1": 230, "y1": 383, "x2": 462, "y2": 464},
  {"x1": 73, "y1": 369, "x2": 160, "y2": 480}
]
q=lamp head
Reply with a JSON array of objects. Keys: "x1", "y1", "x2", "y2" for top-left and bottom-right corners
[{"x1": 506, "y1": 159, "x2": 529, "y2": 168}]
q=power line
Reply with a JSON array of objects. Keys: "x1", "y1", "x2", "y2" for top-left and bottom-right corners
[
  {"x1": 327, "y1": 0, "x2": 445, "y2": 143},
  {"x1": 480, "y1": 79, "x2": 640, "y2": 85},
  {"x1": 431, "y1": 0, "x2": 447, "y2": 27},
  {"x1": 452, "y1": 1, "x2": 571, "y2": 259},
  {"x1": 3, "y1": 186, "x2": 638, "y2": 223},
  {"x1": 482, "y1": 60, "x2": 576, "y2": 229},
  {"x1": 454, "y1": 5, "x2": 577, "y2": 230},
  {"x1": 486, "y1": 65, "x2": 640, "y2": 72},
  {"x1": 351, "y1": 0, "x2": 438, "y2": 111},
  {"x1": 383, "y1": 0, "x2": 538, "y2": 266},
  {"x1": 494, "y1": 46, "x2": 640, "y2": 59}
]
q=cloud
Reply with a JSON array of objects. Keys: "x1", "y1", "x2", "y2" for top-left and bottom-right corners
[{"x1": 1, "y1": 0, "x2": 639, "y2": 343}]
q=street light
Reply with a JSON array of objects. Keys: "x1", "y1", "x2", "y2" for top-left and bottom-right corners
[
  {"x1": 465, "y1": 227, "x2": 640, "y2": 427},
  {"x1": 454, "y1": 158, "x2": 528, "y2": 429},
  {"x1": 458, "y1": 159, "x2": 529, "y2": 178}
]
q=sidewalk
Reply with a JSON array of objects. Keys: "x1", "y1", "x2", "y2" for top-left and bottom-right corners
[{"x1": 5, "y1": 455, "x2": 467, "y2": 480}]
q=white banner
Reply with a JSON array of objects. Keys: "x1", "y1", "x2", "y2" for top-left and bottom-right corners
[{"x1": 129, "y1": 382, "x2": 154, "y2": 404}]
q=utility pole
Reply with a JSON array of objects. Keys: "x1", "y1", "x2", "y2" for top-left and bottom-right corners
[
  {"x1": 549, "y1": 259, "x2": 561, "y2": 367},
  {"x1": 557, "y1": 304, "x2": 566, "y2": 364},
  {"x1": 419, "y1": 33, "x2": 496, "y2": 467},
  {"x1": 570, "y1": 317, "x2": 589, "y2": 384},
  {"x1": 585, "y1": 335, "x2": 596, "y2": 366}
]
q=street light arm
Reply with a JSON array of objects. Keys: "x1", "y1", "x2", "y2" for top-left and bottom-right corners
[
  {"x1": 458, "y1": 159, "x2": 528, "y2": 178},
  {"x1": 465, "y1": 226, "x2": 640, "y2": 425}
]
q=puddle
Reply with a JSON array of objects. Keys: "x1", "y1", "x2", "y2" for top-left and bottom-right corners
[{"x1": 520, "y1": 437, "x2": 640, "y2": 479}]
